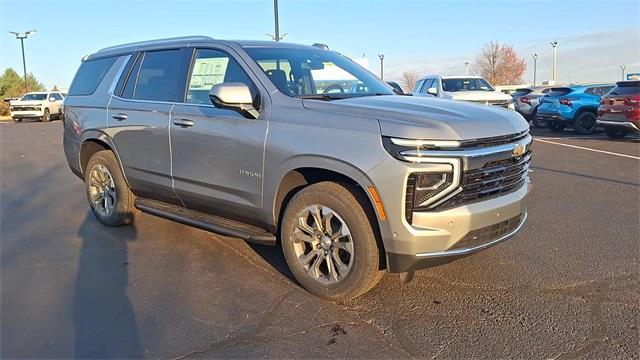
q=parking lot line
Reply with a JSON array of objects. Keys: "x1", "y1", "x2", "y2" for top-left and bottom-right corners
[{"x1": 534, "y1": 138, "x2": 640, "y2": 160}]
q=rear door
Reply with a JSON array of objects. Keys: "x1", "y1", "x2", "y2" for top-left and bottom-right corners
[
  {"x1": 170, "y1": 46, "x2": 268, "y2": 221},
  {"x1": 108, "y1": 48, "x2": 191, "y2": 202}
]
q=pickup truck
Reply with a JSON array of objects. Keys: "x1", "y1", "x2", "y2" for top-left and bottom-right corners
[{"x1": 63, "y1": 37, "x2": 532, "y2": 300}]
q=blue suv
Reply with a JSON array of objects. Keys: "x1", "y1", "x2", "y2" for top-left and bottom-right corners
[{"x1": 537, "y1": 84, "x2": 615, "y2": 134}]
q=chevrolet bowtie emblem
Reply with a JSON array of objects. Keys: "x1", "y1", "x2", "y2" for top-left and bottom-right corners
[{"x1": 513, "y1": 143, "x2": 526, "y2": 157}]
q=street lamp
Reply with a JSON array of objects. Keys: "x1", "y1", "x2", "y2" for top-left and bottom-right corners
[
  {"x1": 532, "y1": 54, "x2": 538, "y2": 86},
  {"x1": 464, "y1": 62, "x2": 469, "y2": 75},
  {"x1": 550, "y1": 41, "x2": 558, "y2": 82},
  {"x1": 378, "y1": 54, "x2": 384, "y2": 80},
  {"x1": 619, "y1": 64, "x2": 626, "y2": 81},
  {"x1": 9, "y1": 30, "x2": 36, "y2": 93}
]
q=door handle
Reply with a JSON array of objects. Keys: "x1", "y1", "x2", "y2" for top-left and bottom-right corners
[
  {"x1": 112, "y1": 113, "x2": 128, "y2": 121},
  {"x1": 173, "y1": 118, "x2": 194, "y2": 127}
]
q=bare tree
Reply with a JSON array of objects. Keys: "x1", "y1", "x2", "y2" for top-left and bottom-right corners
[
  {"x1": 473, "y1": 42, "x2": 526, "y2": 85},
  {"x1": 400, "y1": 70, "x2": 420, "y2": 92}
]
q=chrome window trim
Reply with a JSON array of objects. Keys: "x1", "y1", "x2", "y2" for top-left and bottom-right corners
[{"x1": 107, "y1": 54, "x2": 132, "y2": 96}]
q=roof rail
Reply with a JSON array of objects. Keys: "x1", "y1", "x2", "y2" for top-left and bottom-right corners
[{"x1": 97, "y1": 35, "x2": 214, "y2": 53}]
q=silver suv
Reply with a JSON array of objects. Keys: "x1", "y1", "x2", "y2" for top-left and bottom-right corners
[{"x1": 63, "y1": 36, "x2": 532, "y2": 301}]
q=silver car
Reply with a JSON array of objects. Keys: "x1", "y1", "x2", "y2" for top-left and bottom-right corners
[
  {"x1": 63, "y1": 36, "x2": 532, "y2": 300},
  {"x1": 512, "y1": 86, "x2": 555, "y2": 127}
]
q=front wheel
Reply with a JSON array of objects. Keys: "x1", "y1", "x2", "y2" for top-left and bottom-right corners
[
  {"x1": 42, "y1": 108, "x2": 50, "y2": 122},
  {"x1": 85, "y1": 150, "x2": 136, "y2": 226},
  {"x1": 280, "y1": 182, "x2": 383, "y2": 301}
]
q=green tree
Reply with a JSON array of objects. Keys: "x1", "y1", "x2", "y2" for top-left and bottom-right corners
[{"x1": 0, "y1": 68, "x2": 46, "y2": 98}]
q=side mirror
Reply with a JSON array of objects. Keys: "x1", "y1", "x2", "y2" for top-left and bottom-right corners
[
  {"x1": 427, "y1": 87, "x2": 438, "y2": 96},
  {"x1": 209, "y1": 83, "x2": 258, "y2": 119},
  {"x1": 49, "y1": 97, "x2": 56, "y2": 102}
]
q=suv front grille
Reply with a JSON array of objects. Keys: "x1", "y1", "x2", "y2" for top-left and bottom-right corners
[
  {"x1": 468, "y1": 99, "x2": 510, "y2": 108},
  {"x1": 460, "y1": 130, "x2": 529, "y2": 148},
  {"x1": 451, "y1": 213, "x2": 524, "y2": 250},
  {"x1": 435, "y1": 151, "x2": 531, "y2": 210}
]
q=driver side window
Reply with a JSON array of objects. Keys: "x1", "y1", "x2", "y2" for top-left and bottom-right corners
[{"x1": 186, "y1": 49, "x2": 259, "y2": 107}]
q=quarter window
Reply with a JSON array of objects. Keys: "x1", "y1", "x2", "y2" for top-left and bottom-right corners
[
  {"x1": 68, "y1": 56, "x2": 117, "y2": 96},
  {"x1": 186, "y1": 49, "x2": 259, "y2": 107}
]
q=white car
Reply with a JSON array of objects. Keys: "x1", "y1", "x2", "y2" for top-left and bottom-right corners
[
  {"x1": 412, "y1": 75, "x2": 515, "y2": 110},
  {"x1": 9, "y1": 91, "x2": 65, "y2": 122}
]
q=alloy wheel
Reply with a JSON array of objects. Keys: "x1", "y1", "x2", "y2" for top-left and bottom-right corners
[
  {"x1": 292, "y1": 205, "x2": 354, "y2": 285},
  {"x1": 88, "y1": 164, "x2": 116, "y2": 217}
]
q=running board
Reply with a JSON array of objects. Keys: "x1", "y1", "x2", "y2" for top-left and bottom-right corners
[{"x1": 134, "y1": 198, "x2": 276, "y2": 245}]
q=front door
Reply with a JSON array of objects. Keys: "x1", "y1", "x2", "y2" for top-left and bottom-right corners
[{"x1": 170, "y1": 47, "x2": 268, "y2": 221}]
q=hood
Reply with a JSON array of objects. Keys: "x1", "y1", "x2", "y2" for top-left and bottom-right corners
[
  {"x1": 445, "y1": 90, "x2": 513, "y2": 102},
  {"x1": 302, "y1": 95, "x2": 528, "y2": 140}
]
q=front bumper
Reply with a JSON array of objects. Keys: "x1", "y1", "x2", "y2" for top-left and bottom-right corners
[
  {"x1": 596, "y1": 119, "x2": 640, "y2": 132},
  {"x1": 386, "y1": 184, "x2": 530, "y2": 272},
  {"x1": 11, "y1": 110, "x2": 44, "y2": 119}
]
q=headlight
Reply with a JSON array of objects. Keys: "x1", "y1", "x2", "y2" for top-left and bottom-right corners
[
  {"x1": 383, "y1": 137, "x2": 461, "y2": 162},
  {"x1": 383, "y1": 137, "x2": 463, "y2": 222}
]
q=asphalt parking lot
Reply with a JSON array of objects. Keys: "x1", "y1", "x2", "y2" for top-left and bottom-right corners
[{"x1": 1, "y1": 121, "x2": 638, "y2": 359}]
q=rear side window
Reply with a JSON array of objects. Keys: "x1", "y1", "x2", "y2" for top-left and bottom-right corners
[
  {"x1": 136, "y1": 49, "x2": 190, "y2": 102},
  {"x1": 546, "y1": 88, "x2": 572, "y2": 97},
  {"x1": 68, "y1": 57, "x2": 117, "y2": 96},
  {"x1": 611, "y1": 81, "x2": 640, "y2": 95}
]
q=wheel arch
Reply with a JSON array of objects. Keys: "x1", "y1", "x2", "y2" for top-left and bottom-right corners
[
  {"x1": 270, "y1": 159, "x2": 388, "y2": 269},
  {"x1": 79, "y1": 131, "x2": 131, "y2": 187}
]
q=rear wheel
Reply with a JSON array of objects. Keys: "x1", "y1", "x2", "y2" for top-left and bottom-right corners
[
  {"x1": 547, "y1": 121, "x2": 566, "y2": 132},
  {"x1": 573, "y1": 112, "x2": 597, "y2": 135},
  {"x1": 605, "y1": 128, "x2": 627, "y2": 139},
  {"x1": 41, "y1": 108, "x2": 50, "y2": 122},
  {"x1": 85, "y1": 150, "x2": 136, "y2": 226},
  {"x1": 280, "y1": 182, "x2": 383, "y2": 301}
]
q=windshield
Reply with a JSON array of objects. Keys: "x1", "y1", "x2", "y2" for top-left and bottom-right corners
[
  {"x1": 442, "y1": 78, "x2": 494, "y2": 92},
  {"x1": 20, "y1": 93, "x2": 47, "y2": 101},
  {"x1": 244, "y1": 47, "x2": 394, "y2": 99}
]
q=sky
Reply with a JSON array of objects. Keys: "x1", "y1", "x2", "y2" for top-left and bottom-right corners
[{"x1": 1, "y1": 0, "x2": 638, "y2": 90}]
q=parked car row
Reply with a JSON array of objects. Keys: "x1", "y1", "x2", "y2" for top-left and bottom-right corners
[{"x1": 510, "y1": 81, "x2": 639, "y2": 138}]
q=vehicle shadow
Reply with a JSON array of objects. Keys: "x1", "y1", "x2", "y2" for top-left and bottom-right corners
[
  {"x1": 248, "y1": 243, "x2": 296, "y2": 282},
  {"x1": 73, "y1": 212, "x2": 142, "y2": 359}
]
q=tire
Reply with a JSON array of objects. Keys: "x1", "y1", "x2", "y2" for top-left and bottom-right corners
[
  {"x1": 573, "y1": 112, "x2": 597, "y2": 135},
  {"x1": 84, "y1": 150, "x2": 136, "y2": 226},
  {"x1": 42, "y1": 108, "x2": 50, "y2": 122},
  {"x1": 547, "y1": 121, "x2": 566, "y2": 132},
  {"x1": 605, "y1": 128, "x2": 627, "y2": 139},
  {"x1": 280, "y1": 181, "x2": 384, "y2": 301}
]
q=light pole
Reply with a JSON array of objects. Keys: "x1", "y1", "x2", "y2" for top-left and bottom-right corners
[
  {"x1": 550, "y1": 41, "x2": 558, "y2": 82},
  {"x1": 9, "y1": 30, "x2": 36, "y2": 93},
  {"x1": 464, "y1": 62, "x2": 469, "y2": 75},
  {"x1": 378, "y1": 54, "x2": 384, "y2": 80},
  {"x1": 532, "y1": 54, "x2": 538, "y2": 86},
  {"x1": 619, "y1": 65, "x2": 626, "y2": 80}
]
